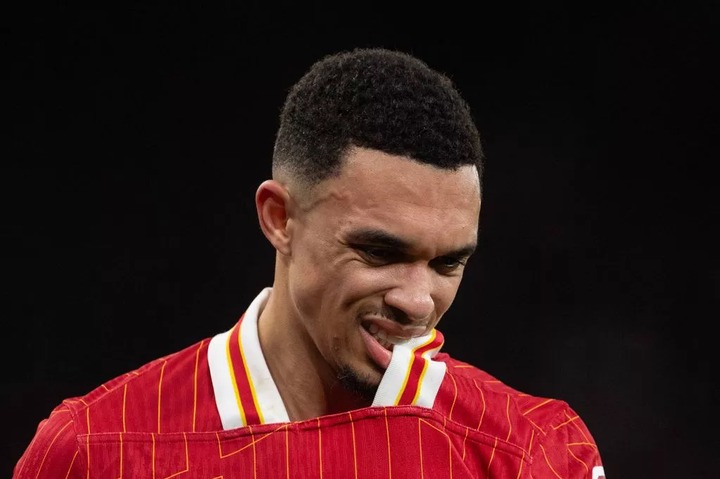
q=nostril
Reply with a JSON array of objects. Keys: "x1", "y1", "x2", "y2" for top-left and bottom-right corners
[
  {"x1": 383, "y1": 304, "x2": 411, "y2": 325},
  {"x1": 383, "y1": 300, "x2": 433, "y2": 325}
]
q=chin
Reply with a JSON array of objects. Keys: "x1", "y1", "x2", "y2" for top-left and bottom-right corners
[{"x1": 336, "y1": 365, "x2": 381, "y2": 402}]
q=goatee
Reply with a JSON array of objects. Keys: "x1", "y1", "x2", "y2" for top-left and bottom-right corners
[{"x1": 336, "y1": 366, "x2": 378, "y2": 403}]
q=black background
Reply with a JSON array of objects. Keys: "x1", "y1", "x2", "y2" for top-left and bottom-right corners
[{"x1": 4, "y1": 2, "x2": 718, "y2": 478}]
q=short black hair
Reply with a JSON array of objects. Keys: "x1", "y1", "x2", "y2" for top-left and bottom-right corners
[{"x1": 272, "y1": 48, "x2": 484, "y2": 187}]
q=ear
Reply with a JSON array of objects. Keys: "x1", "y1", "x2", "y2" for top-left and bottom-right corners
[{"x1": 255, "y1": 180, "x2": 293, "y2": 255}]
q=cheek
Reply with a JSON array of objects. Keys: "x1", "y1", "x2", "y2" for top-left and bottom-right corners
[
  {"x1": 288, "y1": 241, "x2": 357, "y2": 323},
  {"x1": 346, "y1": 268, "x2": 396, "y2": 299},
  {"x1": 436, "y1": 275, "x2": 463, "y2": 309},
  {"x1": 286, "y1": 251, "x2": 327, "y2": 326}
]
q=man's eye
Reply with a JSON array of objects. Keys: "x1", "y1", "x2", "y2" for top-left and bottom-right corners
[
  {"x1": 357, "y1": 246, "x2": 395, "y2": 263},
  {"x1": 432, "y1": 256, "x2": 466, "y2": 273}
]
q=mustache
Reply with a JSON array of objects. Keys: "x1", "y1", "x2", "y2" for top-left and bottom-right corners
[{"x1": 357, "y1": 304, "x2": 413, "y2": 325}]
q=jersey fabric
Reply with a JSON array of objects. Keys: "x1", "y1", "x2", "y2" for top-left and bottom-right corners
[{"x1": 14, "y1": 288, "x2": 606, "y2": 479}]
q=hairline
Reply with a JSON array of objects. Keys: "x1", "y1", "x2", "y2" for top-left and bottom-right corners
[{"x1": 275, "y1": 144, "x2": 481, "y2": 207}]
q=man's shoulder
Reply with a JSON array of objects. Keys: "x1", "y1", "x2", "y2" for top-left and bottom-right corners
[
  {"x1": 435, "y1": 352, "x2": 580, "y2": 438},
  {"x1": 437, "y1": 352, "x2": 498, "y2": 381},
  {"x1": 432, "y1": 354, "x2": 604, "y2": 476},
  {"x1": 57, "y1": 337, "x2": 215, "y2": 432},
  {"x1": 14, "y1": 336, "x2": 227, "y2": 477},
  {"x1": 13, "y1": 404, "x2": 80, "y2": 478}
]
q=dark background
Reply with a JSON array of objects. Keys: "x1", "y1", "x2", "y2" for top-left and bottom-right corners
[{"x1": 4, "y1": 2, "x2": 718, "y2": 478}]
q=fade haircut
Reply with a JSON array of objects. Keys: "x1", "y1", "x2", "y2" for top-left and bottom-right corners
[{"x1": 272, "y1": 48, "x2": 484, "y2": 190}]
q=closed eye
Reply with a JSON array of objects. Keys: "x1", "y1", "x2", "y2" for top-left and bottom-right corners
[
  {"x1": 354, "y1": 245, "x2": 403, "y2": 265},
  {"x1": 344, "y1": 228, "x2": 475, "y2": 273},
  {"x1": 430, "y1": 255, "x2": 468, "y2": 275}
]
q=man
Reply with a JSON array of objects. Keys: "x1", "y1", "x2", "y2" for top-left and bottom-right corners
[{"x1": 14, "y1": 48, "x2": 606, "y2": 478}]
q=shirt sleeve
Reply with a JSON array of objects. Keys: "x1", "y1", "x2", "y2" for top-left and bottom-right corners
[
  {"x1": 13, "y1": 405, "x2": 84, "y2": 479},
  {"x1": 529, "y1": 404, "x2": 605, "y2": 479}
]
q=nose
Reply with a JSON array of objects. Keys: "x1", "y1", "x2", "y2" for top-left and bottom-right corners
[{"x1": 383, "y1": 263, "x2": 435, "y2": 323}]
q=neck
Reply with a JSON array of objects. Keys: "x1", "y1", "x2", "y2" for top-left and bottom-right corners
[{"x1": 257, "y1": 289, "x2": 371, "y2": 421}]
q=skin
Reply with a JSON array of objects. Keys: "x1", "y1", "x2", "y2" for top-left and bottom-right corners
[{"x1": 255, "y1": 146, "x2": 481, "y2": 421}]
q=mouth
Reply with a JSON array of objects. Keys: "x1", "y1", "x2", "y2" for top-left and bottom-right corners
[
  {"x1": 359, "y1": 316, "x2": 430, "y2": 370},
  {"x1": 361, "y1": 321, "x2": 412, "y2": 351}
]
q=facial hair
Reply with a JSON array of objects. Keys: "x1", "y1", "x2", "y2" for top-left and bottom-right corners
[{"x1": 336, "y1": 365, "x2": 378, "y2": 403}]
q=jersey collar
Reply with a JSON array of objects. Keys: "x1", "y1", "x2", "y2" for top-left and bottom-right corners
[{"x1": 208, "y1": 288, "x2": 447, "y2": 430}]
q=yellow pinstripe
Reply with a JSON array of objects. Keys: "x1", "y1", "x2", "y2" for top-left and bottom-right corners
[
  {"x1": 566, "y1": 410, "x2": 595, "y2": 446},
  {"x1": 394, "y1": 330, "x2": 436, "y2": 405},
  {"x1": 284, "y1": 424, "x2": 290, "y2": 479},
  {"x1": 417, "y1": 419, "x2": 424, "y2": 479},
  {"x1": 567, "y1": 445, "x2": 590, "y2": 476},
  {"x1": 514, "y1": 451, "x2": 525, "y2": 479},
  {"x1": 447, "y1": 373, "x2": 458, "y2": 420},
  {"x1": 410, "y1": 360, "x2": 430, "y2": 405},
  {"x1": 225, "y1": 334, "x2": 247, "y2": 426},
  {"x1": 471, "y1": 379, "x2": 486, "y2": 430},
  {"x1": 553, "y1": 414, "x2": 580, "y2": 430},
  {"x1": 215, "y1": 424, "x2": 286, "y2": 458},
  {"x1": 157, "y1": 360, "x2": 167, "y2": 433},
  {"x1": 86, "y1": 408, "x2": 91, "y2": 479},
  {"x1": 486, "y1": 436, "x2": 498, "y2": 477},
  {"x1": 539, "y1": 443, "x2": 563, "y2": 479},
  {"x1": 14, "y1": 410, "x2": 58, "y2": 478},
  {"x1": 49, "y1": 407, "x2": 70, "y2": 417},
  {"x1": 237, "y1": 325, "x2": 265, "y2": 424},
  {"x1": 121, "y1": 384, "x2": 128, "y2": 433},
  {"x1": 504, "y1": 394, "x2": 513, "y2": 442},
  {"x1": 568, "y1": 441, "x2": 597, "y2": 448},
  {"x1": 317, "y1": 418, "x2": 323, "y2": 479},
  {"x1": 523, "y1": 415, "x2": 546, "y2": 436},
  {"x1": 251, "y1": 426, "x2": 257, "y2": 479},
  {"x1": 63, "y1": 451, "x2": 79, "y2": 479},
  {"x1": 151, "y1": 434, "x2": 156, "y2": 479},
  {"x1": 528, "y1": 430, "x2": 536, "y2": 455},
  {"x1": 419, "y1": 419, "x2": 453, "y2": 479},
  {"x1": 384, "y1": 409, "x2": 392, "y2": 479},
  {"x1": 33, "y1": 419, "x2": 72, "y2": 479},
  {"x1": 349, "y1": 412, "x2": 358, "y2": 479},
  {"x1": 192, "y1": 340, "x2": 205, "y2": 432},
  {"x1": 461, "y1": 427, "x2": 468, "y2": 461},
  {"x1": 523, "y1": 398, "x2": 553, "y2": 416}
]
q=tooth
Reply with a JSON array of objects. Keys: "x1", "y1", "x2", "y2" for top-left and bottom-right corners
[
  {"x1": 386, "y1": 335, "x2": 409, "y2": 345},
  {"x1": 376, "y1": 329, "x2": 387, "y2": 343},
  {"x1": 369, "y1": 324, "x2": 379, "y2": 334}
]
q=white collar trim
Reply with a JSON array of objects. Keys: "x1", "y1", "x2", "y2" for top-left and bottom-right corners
[
  {"x1": 208, "y1": 288, "x2": 289, "y2": 429},
  {"x1": 209, "y1": 288, "x2": 446, "y2": 429}
]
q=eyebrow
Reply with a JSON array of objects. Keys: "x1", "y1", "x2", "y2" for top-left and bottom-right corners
[{"x1": 345, "y1": 228, "x2": 477, "y2": 258}]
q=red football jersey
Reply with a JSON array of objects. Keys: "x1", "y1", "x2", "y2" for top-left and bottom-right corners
[{"x1": 14, "y1": 289, "x2": 606, "y2": 478}]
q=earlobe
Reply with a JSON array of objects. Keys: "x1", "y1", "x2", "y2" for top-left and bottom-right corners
[{"x1": 255, "y1": 180, "x2": 292, "y2": 255}]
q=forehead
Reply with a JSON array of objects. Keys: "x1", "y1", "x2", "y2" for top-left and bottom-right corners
[{"x1": 305, "y1": 147, "x2": 481, "y2": 246}]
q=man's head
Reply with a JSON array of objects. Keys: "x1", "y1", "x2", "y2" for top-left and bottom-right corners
[
  {"x1": 272, "y1": 47, "x2": 484, "y2": 192},
  {"x1": 256, "y1": 48, "x2": 483, "y2": 402}
]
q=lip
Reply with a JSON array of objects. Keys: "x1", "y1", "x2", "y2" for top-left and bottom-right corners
[
  {"x1": 359, "y1": 324, "x2": 393, "y2": 369},
  {"x1": 360, "y1": 316, "x2": 428, "y2": 340},
  {"x1": 357, "y1": 313, "x2": 433, "y2": 370}
]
